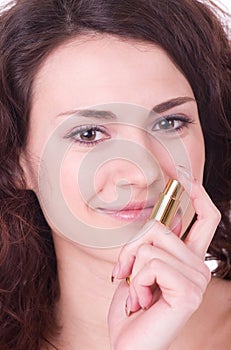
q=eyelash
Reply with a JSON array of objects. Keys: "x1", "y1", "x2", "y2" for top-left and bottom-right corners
[
  {"x1": 65, "y1": 115, "x2": 194, "y2": 146},
  {"x1": 65, "y1": 124, "x2": 110, "y2": 147},
  {"x1": 152, "y1": 115, "x2": 194, "y2": 133}
]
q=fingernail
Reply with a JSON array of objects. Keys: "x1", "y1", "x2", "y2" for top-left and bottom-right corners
[
  {"x1": 111, "y1": 262, "x2": 120, "y2": 283},
  {"x1": 125, "y1": 296, "x2": 132, "y2": 317},
  {"x1": 176, "y1": 165, "x2": 194, "y2": 182},
  {"x1": 126, "y1": 276, "x2": 131, "y2": 286},
  {"x1": 141, "y1": 307, "x2": 148, "y2": 311},
  {"x1": 176, "y1": 165, "x2": 197, "y2": 194},
  {"x1": 140, "y1": 304, "x2": 149, "y2": 311}
]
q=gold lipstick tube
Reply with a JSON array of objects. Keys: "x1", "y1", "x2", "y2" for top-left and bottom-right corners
[
  {"x1": 125, "y1": 179, "x2": 184, "y2": 286},
  {"x1": 149, "y1": 179, "x2": 184, "y2": 227}
]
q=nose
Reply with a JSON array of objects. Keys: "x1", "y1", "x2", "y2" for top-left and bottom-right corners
[
  {"x1": 96, "y1": 129, "x2": 162, "y2": 192},
  {"x1": 111, "y1": 149, "x2": 160, "y2": 189}
]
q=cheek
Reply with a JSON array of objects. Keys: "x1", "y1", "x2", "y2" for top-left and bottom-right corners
[
  {"x1": 184, "y1": 132, "x2": 205, "y2": 182},
  {"x1": 158, "y1": 131, "x2": 205, "y2": 182},
  {"x1": 146, "y1": 134, "x2": 203, "y2": 181},
  {"x1": 176, "y1": 132, "x2": 205, "y2": 233},
  {"x1": 59, "y1": 149, "x2": 107, "y2": 223},
  {"x1": 60, "y1": 151, "x2": 87, "y2": 212}
]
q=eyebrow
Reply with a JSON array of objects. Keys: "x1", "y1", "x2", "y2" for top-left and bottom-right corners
[
  {"x1": 57, "y1": 109, "x2": 117, "y2": 120},
  {"x1": 151, "y1": 96, "x2": 196, "y2": 114},
  {"x1": 56, "y1": 96, "x2": 196, "y2": 120}
]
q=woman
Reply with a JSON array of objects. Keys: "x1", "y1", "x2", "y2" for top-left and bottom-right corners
[{"x1": 0, "y1": 0, "x2": 230, "y2": 349}]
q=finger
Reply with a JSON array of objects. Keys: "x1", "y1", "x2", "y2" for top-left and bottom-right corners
[
  {"x1": 111, "y1": 220, "x2": 157, "y2": 280},
  {"x1": 112, "y1": 176, "x2": 220, "y2": 279},
  {"x1": 114, "y1": 220, "x2": 210, "y2": 280},
  {"x1": 126, "y1": 281, "x2": 142, "y2": 315},
  {"x1": 130, "y1": 258, "x2": 204, "y2": 313},
  {"x1": 129, "y1": 243, "x2": 210, "y2": 312},
  {"x1": 182, "y1": 179, "x2": 221, "y2": 258},
  {"x1": 131, "y1": 243, "x2": 210, "y2": 292}
]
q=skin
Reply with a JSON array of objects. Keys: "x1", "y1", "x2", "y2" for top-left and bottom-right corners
[{"x1": 22, "y1": 35, "x2": 228, "y2": 349}]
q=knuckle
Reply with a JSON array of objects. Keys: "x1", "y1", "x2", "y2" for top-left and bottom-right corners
[
  {"x1": 197, "y1": 260, "x2": 211, "y2": 282},
  {"x1": 211, "y1": 206, "x2": 221, "y2": 224},
  {"x1": 121, "y1": 242, "x2": 133, "y2": 256},
  {"x1": 132, "y1": 273, "x2": 141, "y2": 287},
  {"x1": 119, "y1": 243, "x2": 135, "y2": 262},
  {"x1": 149, "y1": 257, "x2": 161, "y2": 270},
  {"x1": 181, "y1": 283, "x2": 203, "y2": 311},
  {"x1": 136, "y1": 243, "x2": 151, "y2": 259},
  {"x1": 197, "y1": 271, "x2": 210, "y2": 292}
]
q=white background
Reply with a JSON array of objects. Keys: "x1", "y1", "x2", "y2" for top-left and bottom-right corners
[
  {"x1": 0, "y1": 0, "x2": 231, "y2": 13},
  {"x1": 217, "y1": 0, "x2": 231, "y2": 12}
]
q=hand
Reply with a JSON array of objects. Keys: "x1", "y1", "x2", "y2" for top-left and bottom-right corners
[{"x1": 108, "y1": 177, "x2": 221, "y2": 350}]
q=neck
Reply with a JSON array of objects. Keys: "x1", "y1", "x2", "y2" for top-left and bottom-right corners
[{"x1": 51, "y1": 235, "x2": 120, "y2": 350}]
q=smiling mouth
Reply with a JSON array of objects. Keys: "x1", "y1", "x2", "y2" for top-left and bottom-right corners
[
  {"x1": 96, "y1": 201, "x2": 155, "y2": 222},
  {"x1": 96, "y1": 203, "x2": 183, "y2": 236}
]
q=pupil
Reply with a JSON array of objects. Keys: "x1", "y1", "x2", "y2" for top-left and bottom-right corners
[
  {"x1": 81, "y1": 129, "x2": 96, "y2": 141},
  {"x1": 160, "y1": 120, "x2": 174, "y2": 129}
]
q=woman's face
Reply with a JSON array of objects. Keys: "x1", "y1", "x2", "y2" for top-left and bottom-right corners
[{"x1": 24, "y1": 35, "x2": 205, "y2": 250}]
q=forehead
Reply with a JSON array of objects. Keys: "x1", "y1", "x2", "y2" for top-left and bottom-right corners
[{"x1": 31, "y1": 34, "x2": 194, "y2": 117}]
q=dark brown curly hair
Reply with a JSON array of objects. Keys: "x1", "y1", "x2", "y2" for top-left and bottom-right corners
[{"x1": 0, "y1": 0, "x2": 230, "y2": 349}]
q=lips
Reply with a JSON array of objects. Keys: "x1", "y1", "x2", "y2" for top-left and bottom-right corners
[
  {"x1": 96, "y1": 200, "x2": 155, "y2": 222},
  {"x1": 96, "y1": 201, "x2": 183, "y2": 236}
]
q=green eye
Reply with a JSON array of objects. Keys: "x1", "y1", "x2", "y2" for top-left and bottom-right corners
[
  {"x1": 157, "y1": 119, "x2": 176, "y2": 130},
  {"x1": 153, "y1": 115, "x2": 193, "y2": 133}
]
